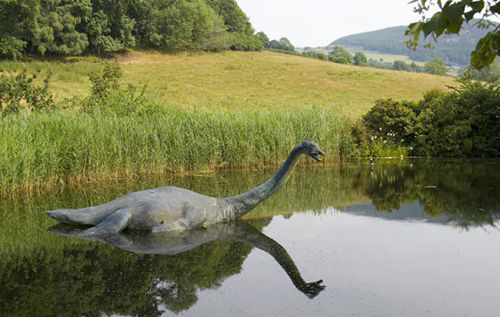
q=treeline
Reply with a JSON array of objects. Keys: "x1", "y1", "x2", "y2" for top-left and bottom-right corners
[
  {"x1": 0, "y1": 0, "x2": 262, "y2": 58},
  {"x1": 321, "y1": 46, "x2": 449, "y2": 75},
  {"x1": 275, "y1": 43, "x2": 449, "y2": 76},
  {"x1": 255, "y1": 32, "x2": 296, "y2": 52}
]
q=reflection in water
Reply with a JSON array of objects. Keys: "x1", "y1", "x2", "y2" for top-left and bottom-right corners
[
  {"x1": 0, "y1": 219, "x2": 324, "y2": 317},
  {"x1": 364, "y1": 160, "x2": 500, "y2": 227},
  {"x1": 49, "y1": 220, "x2": 325, "y2": 298},
  {"x1": 0, "y1": 221, "x2": 255, "y2": 316}
]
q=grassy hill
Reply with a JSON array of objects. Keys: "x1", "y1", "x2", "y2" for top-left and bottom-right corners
[
  {"x1": 330, "y1": 20, "x2": 495, "y2": 66},
  {"x1": 0, "y1": 50, "x2": 454, "y2": 117}
]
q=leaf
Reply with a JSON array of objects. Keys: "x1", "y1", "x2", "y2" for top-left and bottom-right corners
[
  {"x1": 471, "y1": 32, "x2": 500, "y2": 70},
  {"x1": 405, "y1": 21, "x2": 422, "y2": 36},
  {"x1": 490, "y1": 3, "x2": 500, "y2": 14},
  {"x1": 464, "y1": 10, "x2": 476, "y2": 21},
  {"x1": 467, "y1": 1, "x2": 484, "y2": 12},
  {"x1": 447, "y1": 17, "x2": 464, "y2": 34},
  {"x1": 422, "y1": 14, "x2": 445, "y2": 37},
  {"x1": 442, "y1": 2, "x2": 466, "y2": 22}
]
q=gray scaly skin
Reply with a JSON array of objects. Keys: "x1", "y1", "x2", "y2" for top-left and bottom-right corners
[{"x1": 46, "y1": 139, "x2": 325, "y2": 235}]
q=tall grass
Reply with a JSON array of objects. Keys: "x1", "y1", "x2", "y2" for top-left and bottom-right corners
[{"x1": 0, "y1": 103, "x2": 355, "y2": 192}]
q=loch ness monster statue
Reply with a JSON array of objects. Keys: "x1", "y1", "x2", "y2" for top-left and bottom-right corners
[{"x1": 46, "y1": 138, "x2": 325, "y2": 235}]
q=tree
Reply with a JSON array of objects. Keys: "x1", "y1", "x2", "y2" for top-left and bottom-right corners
[
  {"x1": 205, "y1": 0, "x2": 254, "y2": 34},
  {"x1": 256, "y1": 31, "x2": 269, "y2": 48},
  {"x1": 132, "y1": 0, "x2": 221, "y2": 51},
  {"x1": 268, "y1": 39, "x2": 280, "y2": 49},
  {"x1": 278, "y1": 37, "x2": 294, "y2": 51},
  {"x1": 410, "y1": 62, "x2": 421, "y2": 72},
  {"x1": 424, "y1": 56, "x2": 448, "y2": 75},
  {"x1": 267, "y1": 37, "x2": 294, "y2": 51},
  {"x1": 83, "y1": 0, "x2": 136, "y2": 53},
  {"x1": 362, "y1": 99, "x2": 417, "y2": 145},
  {"x1": 315, "y1": 52, "x2": 327, "y2": 60},
  {"x1": 406, "y1": 0, "x2": 500, "y2": 69},
  {"x1": 353, "y1": 51, "x2": 368, "y2": 66},
  {"x1": 328, "y1": 45, "x2": 353, "y2": 64},
  {"x1": 32, "y1": 0, "x2": 91, "y2": 55},
  {"x1": 393, "y1": 60, "x2": 411, "y2": 71},
  {"x1": 0, "y1": 0, "x2": 36, "y2": 58}
]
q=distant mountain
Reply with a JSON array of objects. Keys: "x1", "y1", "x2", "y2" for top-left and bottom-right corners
[{"x1": 329, "y1": 20, "x2": 496, "y2": 66}]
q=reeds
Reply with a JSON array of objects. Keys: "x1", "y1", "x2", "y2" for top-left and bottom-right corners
[{"x1": 0, "y1": 103, "x2": 355, "y2": 192}]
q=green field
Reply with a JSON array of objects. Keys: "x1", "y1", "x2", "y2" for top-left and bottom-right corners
[{"x1": 0, "y1": 50, "x2": 454, "y2": 117}]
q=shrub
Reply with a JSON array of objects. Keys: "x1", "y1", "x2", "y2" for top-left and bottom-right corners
[
  {"x1": 81, "y1": 61, "x2": 150, "y2": 116},
  {"x1": 89, "y1": 62, "x2": 122, "y2": 100},
  {"x1": 362, "y1": 98, "x2": 416, "y2": 146},
  {"x1": 412, "y1": 81, "x2": 500, "y2": 156},
  {"x1": 0, "y1": 69, "x2": 55, "y2": 115},
  {"x1": 226, "y1": 33, "x2": 263, "y2": 51},
  {"x1": 360, "y1": 79, "x2": 500, "y2": 157},
  {"x1": 353, "y1": 52, "x2": 368, "y2": 66},
  {"x1": 452, "y1": 80, "x2": 500, "y2": 155},
  {"x1": 328, "y1": 46, "x2": 353, "y2": 64}
]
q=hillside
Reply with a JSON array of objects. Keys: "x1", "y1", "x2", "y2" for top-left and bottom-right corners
[
  {"x1": 330, "y1": 20, "x2": 495, "y2": 66},
  {"x1": 0, "y1": 50, "x2": 455, "y2": 117}
]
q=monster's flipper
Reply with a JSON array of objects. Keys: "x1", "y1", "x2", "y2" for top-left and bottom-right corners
[{"x1": 82, "y1": 208, "x2": 132, "y2": 235}]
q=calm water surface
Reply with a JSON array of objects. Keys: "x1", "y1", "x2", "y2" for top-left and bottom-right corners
[{"x1": 1, "y1": 160, "x2": 499, "y2": 316}]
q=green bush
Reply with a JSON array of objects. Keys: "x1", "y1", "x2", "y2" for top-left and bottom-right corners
[
  {"x1": 89, "y1": 62, "x2": 122, "y2": 99},
  {"x1": 412, "y1": 88, "x2": 471, "y2": 156},
  {"x1": 328, "y1": 46, "x2": 353, "y2": 64},
  {"x1": 81, "y1": 62, "x2": 149, "y2": 116},
  {"x1": 450, "y1": 80, "x2": 500, "y2": 155},
  {"x1": 225, "y1": 33, "x2": 263, "y2": 51},
  {"x1": 0, "y1": 69, "x2": 55, "y2": 115},
  {"x1": 362, "y1": 98, "x2": 416, "y2": 145},
  {"x1": 362, "y1": 80, "x2": 500, "y2": 157},
  {"x1": 412, "y1": 81, "x2": 500, "y2": 156}
]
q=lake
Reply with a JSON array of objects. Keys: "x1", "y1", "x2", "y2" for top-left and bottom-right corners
[{"x1": 1, "y1": 159, "x2": 499, "y2": 316}]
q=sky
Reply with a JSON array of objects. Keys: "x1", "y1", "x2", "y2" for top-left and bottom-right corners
[{"x1": 236, "y1": 0, "x2": 433, "y2": 47}]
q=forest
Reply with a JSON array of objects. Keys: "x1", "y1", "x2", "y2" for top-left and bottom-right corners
[{"x1": 0, "y1": 0, "x2": 262, "y2": 58}]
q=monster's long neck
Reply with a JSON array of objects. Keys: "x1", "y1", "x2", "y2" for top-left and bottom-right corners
[{"x1": 225, "y1": 145, "x2": 302, "y2": 218}]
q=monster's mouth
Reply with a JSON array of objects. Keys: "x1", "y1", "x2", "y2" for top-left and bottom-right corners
[{"x1": 310, "y1": 151, "x2": 324, "y2": 162}]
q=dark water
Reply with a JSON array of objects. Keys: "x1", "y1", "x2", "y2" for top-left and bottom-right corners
[{"x1": 1, "y1": 160, "x2": 500, "y2": 316}]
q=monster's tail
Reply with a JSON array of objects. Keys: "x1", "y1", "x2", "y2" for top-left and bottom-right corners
[{"x1": 46, "y1": 203, "x2": 116, "y2": 226}]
